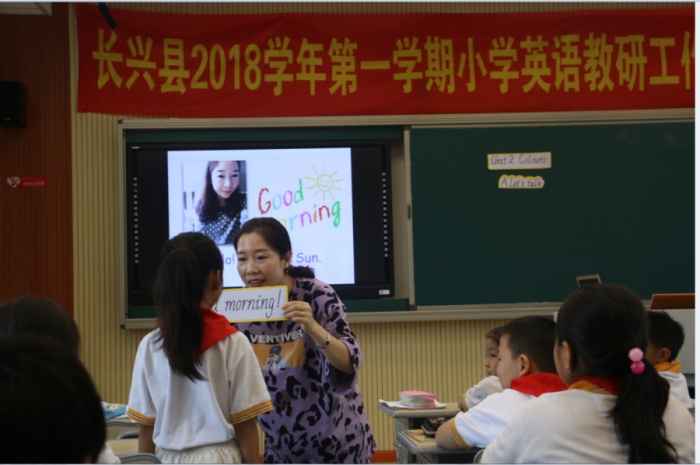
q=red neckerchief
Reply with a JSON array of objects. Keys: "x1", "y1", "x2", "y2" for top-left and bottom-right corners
[
  {"x1": 509, "y1": 373, "x2": 568, "y2": 397},
  {"x1": 568, "y1": 376, "x2": 623, "y2": 395},
  {"x1": 158, "y1": 308, "x2": 238, "y2": 354},
  {"x1": 200, "y1": 308, "x2": 238, "y2": 354}
]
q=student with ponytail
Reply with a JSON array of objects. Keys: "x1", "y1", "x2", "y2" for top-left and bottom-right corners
[
  {"x1": 127, "y1": 232, "x2": 272, "y2": 464},
  {"x1": 481, "y1": 284, "x2": 694, "y2": 463}
]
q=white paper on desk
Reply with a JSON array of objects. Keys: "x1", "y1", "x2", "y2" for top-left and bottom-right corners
[{"x1": 379, "y1": 399, "x2": 447, "y2": 409}]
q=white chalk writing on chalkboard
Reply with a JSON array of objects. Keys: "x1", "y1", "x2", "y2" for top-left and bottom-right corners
[
  {"x1": 488, "y1": 152, "x2": 552, "y2": 170},
  {"x1": 213, "y1": 286, "x2": 287, "y2": 322}
]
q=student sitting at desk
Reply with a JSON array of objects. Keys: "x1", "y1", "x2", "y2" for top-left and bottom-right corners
[
  {"x1": 646, "y1": 310, "x2": 693, "y2": 409},
  {"x1": 458, "y1": 326, "x2": 504, "y2": 412},
  {"x1": 436, "y1": 316, "x2": 566, "y2": 450},
  {"x1": 480, "y1": 285, "x2": 695, "y2": 463}
]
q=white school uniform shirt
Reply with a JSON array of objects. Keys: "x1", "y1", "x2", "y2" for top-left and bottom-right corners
[
  {"x1": 127, "y1": 330, "x2": 272, "y2": 451},
  {"x1": 656, "y1": 360, "x2": 694, "y2": 409},
  {"x1": 481, "y1": 381, "x2": 695, "y2": 463},
  {"x1": 460, "y1": 375, "x2": 503, "y2": 411},
  {"x1": 449, "y1": 373, "x2": 566, "y2": 449}
]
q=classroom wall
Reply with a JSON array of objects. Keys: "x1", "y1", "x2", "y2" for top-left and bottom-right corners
[
  {"x1": 66, "y1": 1, "x2": 692, "y2": 453},
  {"x1": 0, "y1": 4, "x2": 73, "y2": 313}
]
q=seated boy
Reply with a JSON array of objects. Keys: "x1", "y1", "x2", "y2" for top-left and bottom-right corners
[
  {"x1": 436, "y1": 316, "x2": 567, "y2": 450},
  {"x1": 646, "y1": 310, "x2": 693, "y2": 409}
]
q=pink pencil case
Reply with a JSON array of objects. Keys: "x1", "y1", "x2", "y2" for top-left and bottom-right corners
[{"x1": 399, "y1": 390, "x2": 437, "y2": 408}]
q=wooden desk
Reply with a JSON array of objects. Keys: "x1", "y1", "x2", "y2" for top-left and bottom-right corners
[
  {"x1": 397, "y1": 429, "x2": 481, "y2": 464},
  {"x1": 378, "y1": 402, "x2": 461, "y2": 464},
  {"x1": 106, "y1": 417, "x2": 137, "y2": 428}
]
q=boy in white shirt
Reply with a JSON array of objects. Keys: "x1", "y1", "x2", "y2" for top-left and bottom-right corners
[
  {"x1": 646, "y1": 310, "x2": 693, "y2": 409},
  {"x1": 436, "y1": 316, "x2": 566, "y2": 450}
]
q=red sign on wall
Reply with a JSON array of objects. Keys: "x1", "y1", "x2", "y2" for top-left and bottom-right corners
[
  {"x1": 6, "y1": 176, "x2": 47, "y2": 189},
  {"x1": 76, "y1": 4, "x2": 694, "y2": 118}
]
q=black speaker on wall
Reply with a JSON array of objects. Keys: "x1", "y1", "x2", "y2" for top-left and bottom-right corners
[{"x1": 0, "y1": 82, "x2": 26, "y2": 128}]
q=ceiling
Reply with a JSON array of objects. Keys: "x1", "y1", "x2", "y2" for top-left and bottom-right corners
[{"x1": 0, "y1": 2, "x2": 52, "y2": 16}]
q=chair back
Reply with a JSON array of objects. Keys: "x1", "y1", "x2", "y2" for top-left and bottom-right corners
[{"x1": 117, "y1": 453, "x2": 162, "y2": 464}]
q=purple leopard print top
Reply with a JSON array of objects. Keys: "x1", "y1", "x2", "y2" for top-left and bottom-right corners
[{"x1": 235, "y1": 278, "x2": 376, "y2": 463}]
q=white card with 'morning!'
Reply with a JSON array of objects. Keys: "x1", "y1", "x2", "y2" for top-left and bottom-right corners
[{"x1": 212, "y1": 286, "x2": 287, "y2": 322}]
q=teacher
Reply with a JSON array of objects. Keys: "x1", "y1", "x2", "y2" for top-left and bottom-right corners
[{"x1": 233, "y1": 218, "x2": 376, "y2": 463}]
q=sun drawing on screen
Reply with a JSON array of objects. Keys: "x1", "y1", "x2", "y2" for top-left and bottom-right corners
[{"x1": 305, "y1": 166, "x2": 342, "y2": 201}]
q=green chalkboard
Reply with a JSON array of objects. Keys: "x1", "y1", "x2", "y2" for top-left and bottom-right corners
[{"x1": 411, "y1": 123, "x2": 694, "y2": 306}]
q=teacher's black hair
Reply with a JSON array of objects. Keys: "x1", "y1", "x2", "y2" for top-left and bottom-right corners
[
  {"x1": 0, "y1": 335, "x2": 105, "y2": 463},
  {"x1": 233, "y1": 217, "x2": 315, "y2": 279},
  {"x1": 0, "y1": 296, "x2": 80, "y2": 356},
  {"x1": 557, "y1": 284, "x2": 678, "y2": 463},
  {"x1": 154, "y1": 232, "x2": 223, "y2": 382}
]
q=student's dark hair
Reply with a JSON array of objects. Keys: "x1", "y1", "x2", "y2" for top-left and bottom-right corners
[
  {"x1": 0, "y1": 335, "x2": 105, "y2": 463},
  {"x1": 233, "y1": 217, "x2": 315, "y2": 278},
  {"x1": 500, "y1": 316, "x2": 557, "y2": 374},
  {"x1": 557, "y1": 284, "x2": 678, "y2": 463},
  {"x1": 153, "y1": 232, "x2": 223, "y2": 382},
  {"x1": 196, "y1": 160, "x2": 247, "y2": 223},
  {"x1": 0, "y1": 296, "x2": 80, "y2": 356},
  {"x1": 485, "y1": 325, "x2": 503, "y2": 344},
  {"x1": 648, "y1": 310, "x2": 685, "y2": 361}
]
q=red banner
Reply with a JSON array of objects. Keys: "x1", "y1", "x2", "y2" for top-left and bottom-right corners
[{"x1": 77, "y1": 4, "x2": 694, "y2": 118}]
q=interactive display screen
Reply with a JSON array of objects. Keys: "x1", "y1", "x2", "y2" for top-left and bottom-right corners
[{"x1": 125, "y1": 140, "x2": 393, "y2": 305}]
